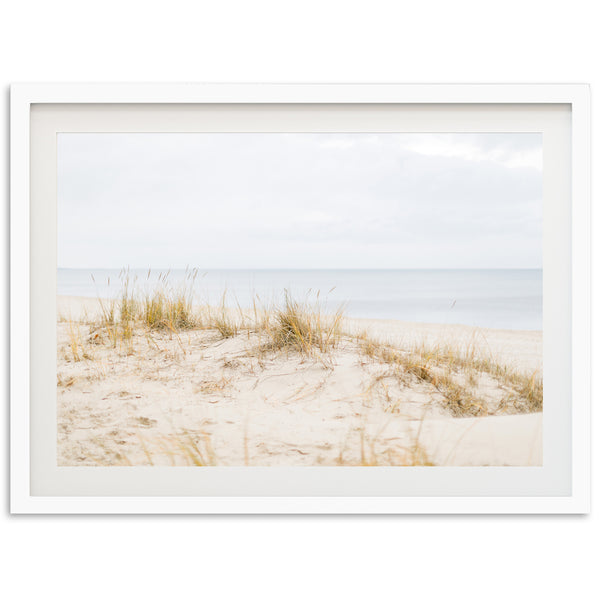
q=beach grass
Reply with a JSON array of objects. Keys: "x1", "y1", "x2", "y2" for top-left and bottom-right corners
[
  {"x1": 259, "y1": 290, "x2": 344, "y2": 356},
  {"x1": 357, "y1": 333, "x2": 542, "y2": 416},
  {"x1": 76, "y1": 271, "x2": 543, "y2": 416}
]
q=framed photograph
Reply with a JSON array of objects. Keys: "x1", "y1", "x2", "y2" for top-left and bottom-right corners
[{"x1": 10, "y1": 84, "x2": 590, "y2": 513}]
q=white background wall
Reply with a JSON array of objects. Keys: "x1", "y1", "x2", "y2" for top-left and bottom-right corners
[{"x1": 1, "y1": 2, "x2": 597, "y2": 598}]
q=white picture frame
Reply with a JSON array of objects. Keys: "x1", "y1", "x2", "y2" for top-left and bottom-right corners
[{"x1": 10, "y1": 83, "x2": 591, "y2": 514}]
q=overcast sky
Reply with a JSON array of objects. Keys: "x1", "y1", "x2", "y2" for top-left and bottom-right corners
[{"x1": 57, "y1": 133, "x2": 542, "y2": 269}]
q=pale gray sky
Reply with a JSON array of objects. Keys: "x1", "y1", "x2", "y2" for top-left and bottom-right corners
[{"x1": 58, "y1": 133, "x2": 542, "y2": 269}]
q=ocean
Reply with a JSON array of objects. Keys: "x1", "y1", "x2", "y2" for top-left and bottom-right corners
[{"x1": 57, "y1": 268, "x2": 543, "y2": 331}]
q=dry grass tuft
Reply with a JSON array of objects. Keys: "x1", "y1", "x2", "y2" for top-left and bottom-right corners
[
  {"x1": 57, "y1": 374, "x2": 76, "y2": 388},
  {"x1": 142, "y1": 290, "x2": 197, "y2": 330},
  {"x1": 212, "y1": 293, "x2": 239, "y2": 339},
  {"x1": 260, "y1": 291, "x2": 344, "y2": 356},
  {"x1": 92, "y1": 269, "x2": 200, "y2": 351},
  {"x1": 170, "y1": 430, "x2": 216, "y2": 466},
  {"x1": 129, "y1": 430, "x2": 217, "y2": 466},
  {"x1": 337, "y1": 418, "x2": 435, "y2": 466},
  {"x1": 66, "y1": 321, "x2": 93, "y2": 361},
  {"x1": 140, "y1": 269, "x2": 199, "y2": 331}
]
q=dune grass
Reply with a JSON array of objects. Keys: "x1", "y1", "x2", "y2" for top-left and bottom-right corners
[
  {"x1": 344, "y1": 420, "x2": 434, "y2": 466},
  {"x1": 84, "y1": 429, "x2": 217, "y2": 467},
  {"x1": 66, "y1": 269, "x2": 542, "y2": 421},
  {"x1": 93, "y1": 269, "x2": 200, "y2": 348},
  {"x1": 141, "y1": 269, "x2": 199, "y2": 330},
  {"x1": 258, "y1": 291, "x2": 344, "y2": 356},
  {"x1": 139, "y1": 427, "x2": 434, "y2": 467},
  {"x1": 65, "y1": 320, "x2": 94, "y2": 362},
  {"x1": 90, "y1": 271, "x2": 346, "y2": 357},
  {"x1": 358, "y1": 333, "x2": 542, "y2": 417},
  {"x1": 212, "y1": 292, "x2": 239, "y2": 339},
  {"x1": 77, "y1": 271, "x2": 542, "y2": 417}
]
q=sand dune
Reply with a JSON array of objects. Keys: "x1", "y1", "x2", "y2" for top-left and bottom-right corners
[{"x1": 57, "y1": 295, "x2": 543, "y2": 467}]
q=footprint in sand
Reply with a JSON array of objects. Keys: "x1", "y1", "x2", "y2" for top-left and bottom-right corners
[{"x1": 136, "y1": 416, "x2": 157, "y2": 428}]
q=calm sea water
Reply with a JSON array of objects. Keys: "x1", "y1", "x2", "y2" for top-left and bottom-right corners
[{"x1": 57, "y1": 268, "x2": 542, "y2": 331}]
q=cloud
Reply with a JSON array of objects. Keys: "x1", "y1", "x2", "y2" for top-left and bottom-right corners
[
  {"x1": 399, "y1": 134, "x2": 543, "y2": 171},
  {"x1": 58, "y1": 133, "x2": 542, "y2": 269}
]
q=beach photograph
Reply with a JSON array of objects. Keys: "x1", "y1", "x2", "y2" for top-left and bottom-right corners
[{"x1": 57, "y1": 132, "x2": 543, "y2": 467}]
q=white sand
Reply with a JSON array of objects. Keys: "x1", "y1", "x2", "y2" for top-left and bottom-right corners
[{"x1": 57, "y1": 295, "x2": 543, "y2": 466}]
